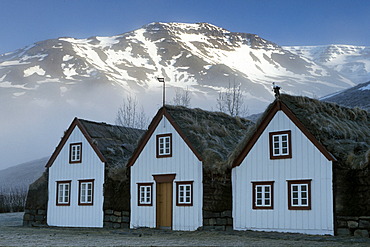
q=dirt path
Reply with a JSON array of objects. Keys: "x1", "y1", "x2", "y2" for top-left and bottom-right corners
[{"x1": 1, "y1": 213, "x2": 370, "y2": 246}]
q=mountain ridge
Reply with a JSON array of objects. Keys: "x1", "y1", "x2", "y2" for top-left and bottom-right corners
[{"x1": 1, "y1": 22, "x2": 369, "y2": 170}]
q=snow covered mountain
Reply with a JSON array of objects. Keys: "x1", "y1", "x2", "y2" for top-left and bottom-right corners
[
  {"x1": 284, "y1": 45, "x2": 370, "y2": 84},
  {"x1": 0, "y1": 22, "x2": 364, "y2": 169}
]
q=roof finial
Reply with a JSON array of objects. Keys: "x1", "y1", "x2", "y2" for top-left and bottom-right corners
[{"x1": 272, "y1": 82, "x2": 281, "y2": 99}]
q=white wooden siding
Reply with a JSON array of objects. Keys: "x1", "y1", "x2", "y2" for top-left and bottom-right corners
[
  {"x1": 130, "y1": 116, "x2": 203, "y2": 231},
  {"x1": 47, "y1": 126, "x2": 105, "y2": 227},
  {"x1": 232, "y1": 111, "x2": 334, "y2": 235}
]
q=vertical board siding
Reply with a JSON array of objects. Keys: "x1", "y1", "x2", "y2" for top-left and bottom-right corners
[
  {"x1": 47, "y1": 126, "x2": 104, "y2": 227},
  {"x1": 233, "y1": 111, "x2": 334, "y2": 235},
  {"x1": 131, "y1": 116, "x2": 203, "y2": 231}
]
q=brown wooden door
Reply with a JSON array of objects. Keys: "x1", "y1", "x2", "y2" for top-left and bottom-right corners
[{"x1": 156, "y1": 182, "x2": 172, "y2": 229}]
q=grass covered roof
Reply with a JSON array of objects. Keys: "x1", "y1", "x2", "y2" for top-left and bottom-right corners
[
  {"x1": 230, "y1": 94, "x2": 370, "y2": 170},
  {"x1": 79, "y1": 119, "x2": 145, "y2": 169},
  {"x1": 164, "y1": 105, "x2": 254, "y2": 173}
]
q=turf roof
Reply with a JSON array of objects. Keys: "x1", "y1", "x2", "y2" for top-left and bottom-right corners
[
  {"x1": 164, "y1": 105, "x2": 255, "y2": 173},
  {"x1": 229, "y1": 94, "x2": 370, "y2": 169},
  {"x1": 79, "y1": 119, "x2": 145, "y2": 169}
]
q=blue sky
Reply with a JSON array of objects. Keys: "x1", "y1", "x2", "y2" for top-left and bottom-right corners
[{"x1": 0, "y1": 0, "x2": 369, "y2": 54}]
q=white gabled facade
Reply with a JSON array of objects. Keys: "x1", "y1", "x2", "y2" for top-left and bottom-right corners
[
  {"x1": 47, "y1": 121, "x2": 105, "y2": 228},
  {"x1": 232, "y1": 102, "x2": 335, "y2": 235},
  {"x1": 129, "y1": 113, "x2": 203, "y2": 231}
]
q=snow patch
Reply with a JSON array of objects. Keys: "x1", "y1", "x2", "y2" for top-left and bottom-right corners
[
  {"x1": 24, "y1": 66, "x2": 46, "y2": 77},
  {"x1": 96, "y1": 36, "x2": 120, "y2": 47},
  {"x1": 0, "y1": 60, "x2": 30, "y2": 67},
  {"x1": 62, "y1": 55, "x2": 74, "y2": 62},
  {"x1": 359, "y1": 84, "x2": 370, "y2": 91},
  {"x1": 13, "y1": 92, "x2": 26, "y2": 97}
]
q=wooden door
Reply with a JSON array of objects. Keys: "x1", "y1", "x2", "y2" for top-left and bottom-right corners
[{"x1": 156, "y1": 182, "x2": 172, "y2": 229}]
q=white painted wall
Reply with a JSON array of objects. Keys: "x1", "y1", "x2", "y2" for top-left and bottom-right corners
[
  {"x1": 47, "y1": 126, "x2": 105, "y2": 227},
  {"x1": 130, "y1": 116, "x2": 203, "y2": 231},
  {"x1": 232, "y1": 111, "x2": 334, "y2": 235}
]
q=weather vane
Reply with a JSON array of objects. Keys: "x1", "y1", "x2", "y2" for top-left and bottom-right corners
[
  {"x1": 157, "y1": 77, "x2": 165, "y2": 107},
  {"x1": 272, "y1": 82, "x2": 281, "y2": 99}
]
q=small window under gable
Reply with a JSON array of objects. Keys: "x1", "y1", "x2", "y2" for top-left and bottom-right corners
[
  {"x1": 287, "y1": 179, "x2": 311, "y2": 210},
  {"x1": 78, "y1": 179, "x2": 94, "y2": 206},
  {"x1": 56, "y1": 180, "x2": 71, "y2": 206},
  {"x1": 252, "y1": 181, "x2": 274, "y2": 209},
  {"x1": 269, "y1": 130, "x2": 292, "y2": 159},
  {"x1": 156, "y1": 134, "x2": 172, "y2": 158},
  {"x1": 176, "y1": 181, "x2": 193, "y2": 206},
  {"x1": 69, "y1": 142, "x2": 82, "y2": 163},
  {"x1": 138, "y1": 183, "x2": 153, "y2": 206}
]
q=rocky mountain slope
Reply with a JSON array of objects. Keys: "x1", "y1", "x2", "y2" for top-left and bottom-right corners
[
  {"x1": 0, "y1": 157, "x2": 48, "y2": 192},
  {"x1": 322, "y1": 81, "x2": 370, "y2": 111},
  {"x1": 0, "y1": 22, "x2": 367, "y2": 169}
]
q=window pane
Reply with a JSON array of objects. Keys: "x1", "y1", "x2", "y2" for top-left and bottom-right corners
[
  {"x1": 293, "y1": 199, "x2": 299, "y2": 205},
  {"x1": 282, "y1": 135, "x2": 287, "y2": 141},
  {"x1": 302, "y1": 199, "x2": 307, "y2": 205}
]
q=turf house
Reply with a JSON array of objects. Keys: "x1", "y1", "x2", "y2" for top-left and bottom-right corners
[
  {"x1": 23, "y1": 117, "x2": 145, "y2": 227},
  {"x1": 127, "y1": 105, "x2": 254, "y2": 230},
  {"x1": 230, "y1": 94, "x2": 370, "y2": 236}
]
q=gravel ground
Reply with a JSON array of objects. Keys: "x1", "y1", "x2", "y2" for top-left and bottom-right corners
[{"x1": 1, "y1": 213, "x2": 370, "y2": 247}]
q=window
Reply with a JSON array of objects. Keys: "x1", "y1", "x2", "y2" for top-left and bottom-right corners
[
  {"x1": 78, "y1": 179, "x2": 94, "y2": 206},
  {"x1": 176, "y1": 181, "x2": 193, "y2": 206},
  {"x1": 69, "y1": 143, "x2": 82, "y2": 163},
  {"x1": 156, "y1": 134, "x2": 172, "y2": 158},
  {"x1": 138, "y1": 183, "x2": 153, "y2": 206},
  {"x1": 56, "y1": 181, "x2": 71, "y2": 206},
  {"x1": 287, "y1": 180, "x2": 311, "y2": 210},
  {"x1": 269, "y1": 130, "x2": 292, "y2": 159},
  {"x1": 252, "y1": 181, "x2": 274, "y2": 209}
]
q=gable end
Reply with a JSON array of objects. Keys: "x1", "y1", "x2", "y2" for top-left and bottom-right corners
[
  {"x1": 232, "y1": 100, "x2": 336, "y2": 167},
  {"x1": 45, "y1": 118, "x2": 107, "y2": 168},
  {"x1": 127, "y1": 107, "x2": 203, "y2": 167}
]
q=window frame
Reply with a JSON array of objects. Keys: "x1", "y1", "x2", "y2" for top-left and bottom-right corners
[
  {"x1": 137, "y1": 183, "x2": 153, "y2": 206},
  {"x1": 176, "y1": 181, "x2": 193, "y2": 206},
  {"x1": 269, "y1": 130, "x2": 292, "y2": 159},
  {"x1": 69, "y1": 142, "x2": 82, "y2": 163},
  {"x1": 287, "y1": 179, "x2": 312, "y2": 210},
  {"x1": 78, "y1": 179, "x2": 94, "y2": 206},
  {"x1": 156, "y1": 134, "x2": 172, "y2": 158},
  {"x1": 56, "y1": 180, "x2": 71, "y2": 206},
  {"x1": 252, "y1": 181, "x2": 274, "y2": 210}
]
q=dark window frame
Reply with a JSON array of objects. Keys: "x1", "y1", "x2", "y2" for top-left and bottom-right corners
[
  {"x1": 156, "y1": 134, "x2": 172, "y2": 158},
  {"x1": 69, "y1": 142, "x2": 82, "y2": 163},
  {"x1": 78, "y1": 179, "x2": 94, "y2": 206},
  {"x1": 176, "y1": 181, "x2": 193, "y2": 206},
  {"x1": 252, "y1": 181, "x2": 274, "y2": 210},
  {"x1": 269, "y1": 130, "x2": 292, "y2": 159},
  {"x1": 56, "y1": 180, "x2": 71, "y2": 206},
  {"x1": 287, "y1": 179, "x2": 312, "y2": 210},
  {"x1": 138, "y1": 183, "x2": 153, "y2": 206}
]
